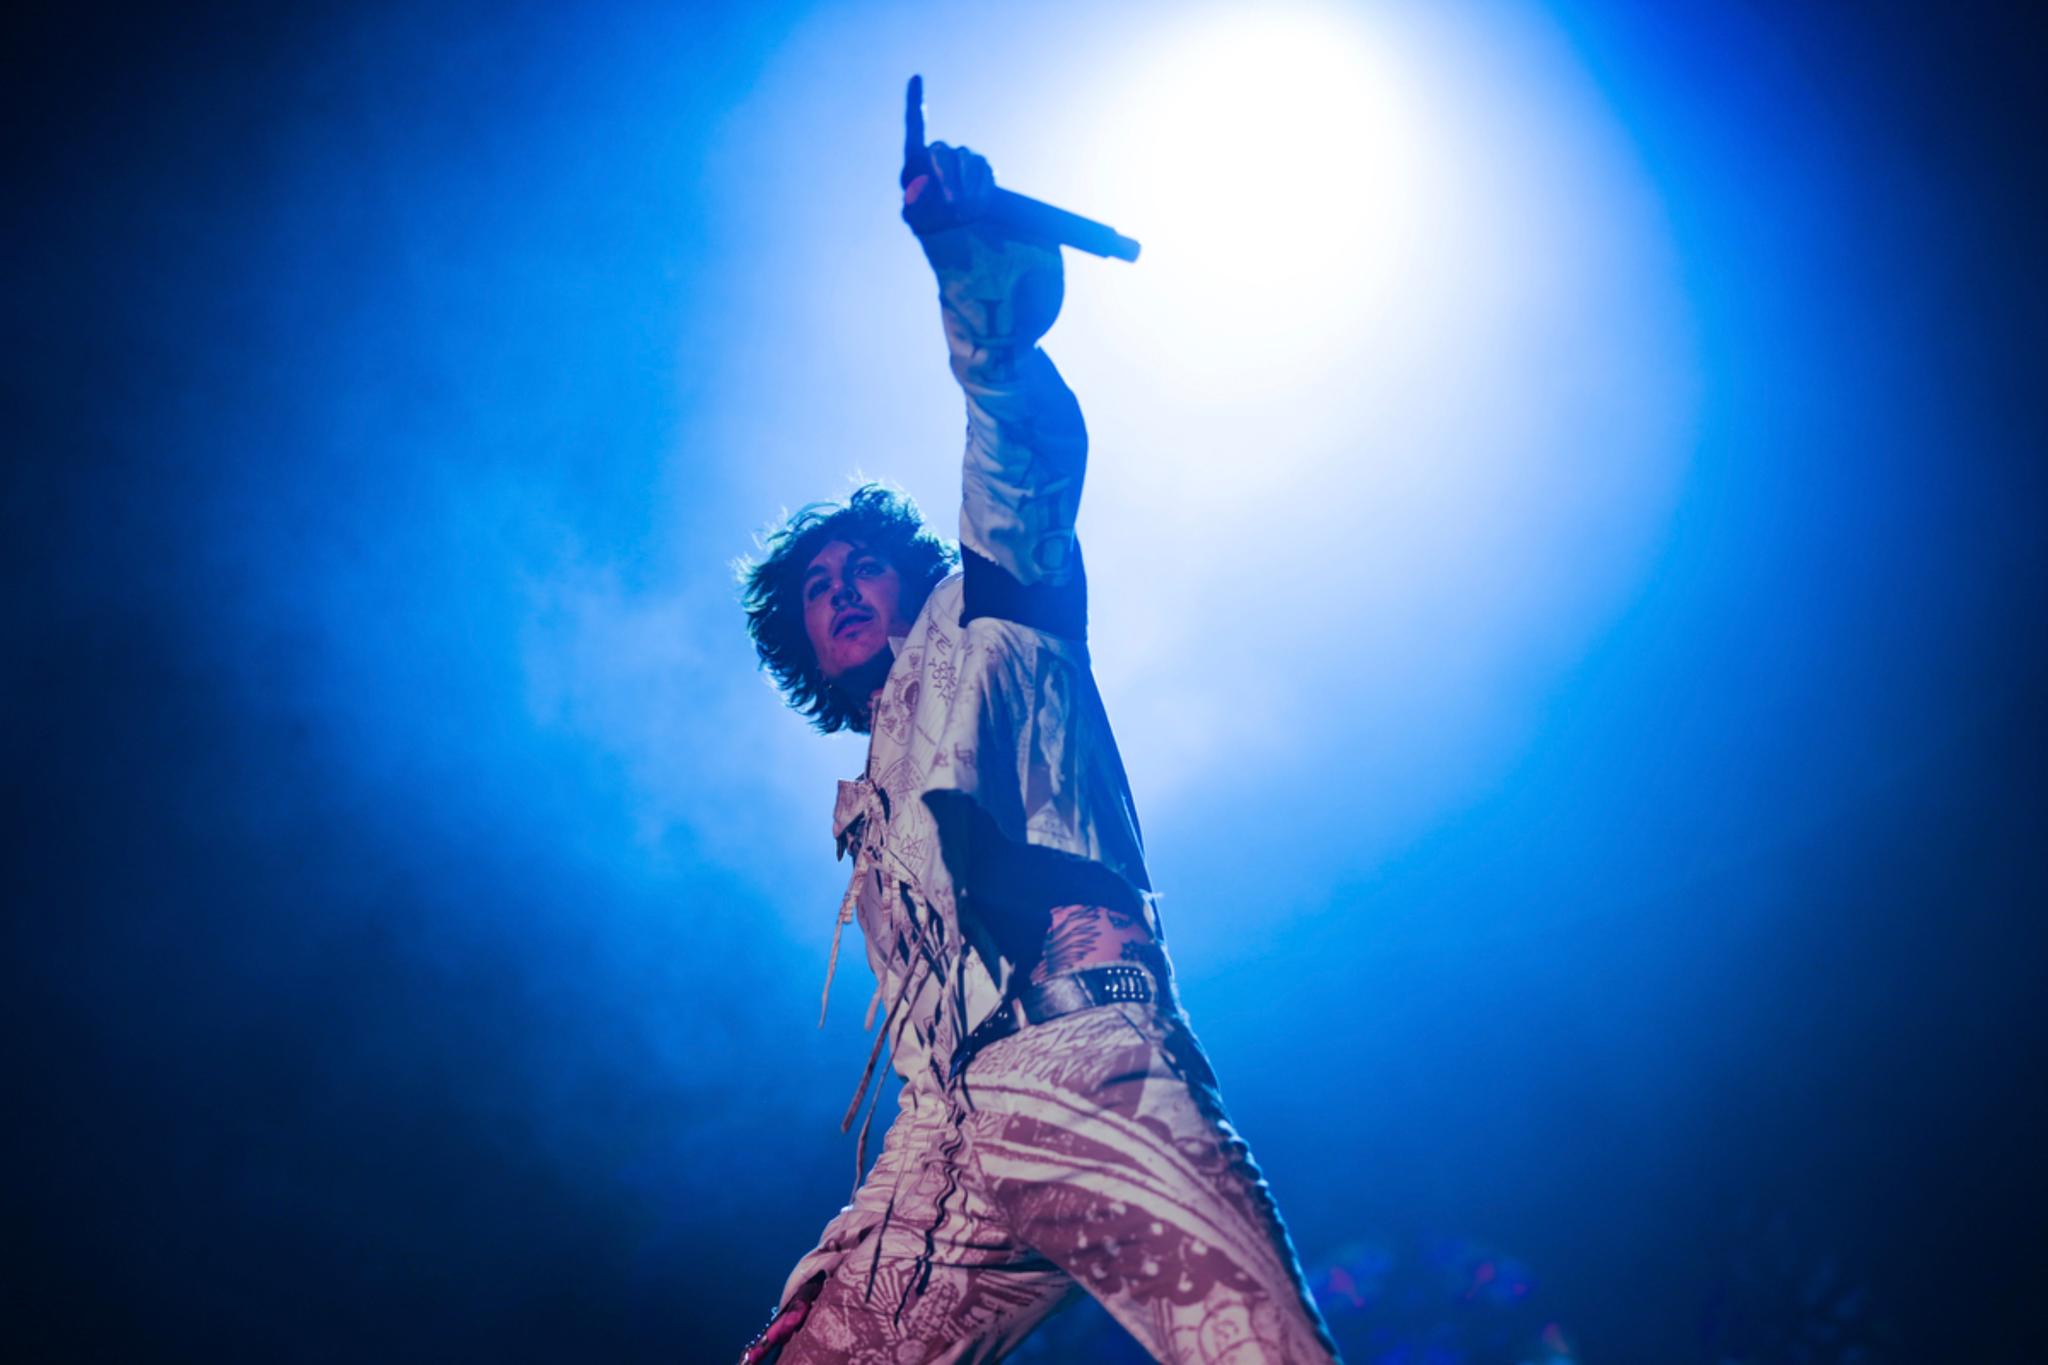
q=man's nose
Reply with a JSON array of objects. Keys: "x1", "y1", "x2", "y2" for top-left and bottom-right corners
[{"x1": 830, "y1": 578, "x2": 862, "y2": 609}]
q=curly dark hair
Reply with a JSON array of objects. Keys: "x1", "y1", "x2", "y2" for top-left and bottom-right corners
[{"x1": 738, "y1": 483, "x2": 958, "y2": 734}]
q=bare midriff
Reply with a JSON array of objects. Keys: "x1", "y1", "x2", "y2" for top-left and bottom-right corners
[{"x1": 1029, "y1": 903, "x2": 1156, "y2": 985}]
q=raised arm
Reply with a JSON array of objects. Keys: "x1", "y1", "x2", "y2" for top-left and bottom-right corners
[{"x1": 904, "y1": 129, "x2": 1089, "y2": 636}]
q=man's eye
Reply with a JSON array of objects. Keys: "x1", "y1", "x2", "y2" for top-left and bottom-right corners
[
  {"x1": 806, "y1": 580, "x2": 827, "y2": 600},
  {"x1": 854, "y1": 559, "x2": 881, "y2": 577}
]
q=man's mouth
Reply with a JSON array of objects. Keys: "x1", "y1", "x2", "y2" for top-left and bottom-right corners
[{"x1": 832, "y1": 608, "x2": 874, "y2": 639}]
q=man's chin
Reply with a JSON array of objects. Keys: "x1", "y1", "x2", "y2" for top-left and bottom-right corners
[{"x1": 827, "y1": 647, "x2": 896, "y2": 719}]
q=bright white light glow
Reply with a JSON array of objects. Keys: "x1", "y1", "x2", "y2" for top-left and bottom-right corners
[{"x1": 1082, "y1": 9, "x2": 1423, "y2": 390}]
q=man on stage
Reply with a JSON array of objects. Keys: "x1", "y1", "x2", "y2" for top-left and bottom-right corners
[{"x1": 736, "y1": 103, "x2": 1339, "y2": 1363}]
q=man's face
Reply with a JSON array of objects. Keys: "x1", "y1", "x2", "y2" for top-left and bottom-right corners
[{"x1": 802, "y1": 539, "x2": 911, "y2": 682}]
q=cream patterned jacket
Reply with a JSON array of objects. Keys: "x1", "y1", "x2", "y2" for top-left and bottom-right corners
[{"x1": 822, "y1": 224, "x2": 1156, "y2": 1116}]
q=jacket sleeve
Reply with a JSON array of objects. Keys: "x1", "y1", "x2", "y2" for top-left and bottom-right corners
[{"x1": 920, "y1": 226, "x2": 1090, "y2": 618}]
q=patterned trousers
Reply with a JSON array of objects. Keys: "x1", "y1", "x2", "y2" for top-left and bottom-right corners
[{"x1": 762, "y1": 1001, "x2": 1340, "y2": 1364}]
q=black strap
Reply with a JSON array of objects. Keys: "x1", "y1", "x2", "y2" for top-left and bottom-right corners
[
  {"x1": 952, "y1": 964, "x2": 1153, "y2": 1076},
  {"x1": 961, "y1": 545, "x2": 1087, "y2": 639}
]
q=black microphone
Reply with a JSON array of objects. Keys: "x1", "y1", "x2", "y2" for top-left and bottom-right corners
[
  {"x1": 986, "y1": 187, "x2": 1142, "y2": 263},
  {"x1": 902, "y1": 75, "x2": 1142, "y2": 264}
]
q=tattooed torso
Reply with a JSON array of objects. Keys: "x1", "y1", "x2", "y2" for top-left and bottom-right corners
[{"x1": 1030, "y1": 903, "x2": 1156, "y2": 985}]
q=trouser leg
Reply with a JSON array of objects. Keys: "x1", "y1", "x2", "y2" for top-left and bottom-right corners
[
  {"x1": 768, "y1": 1086, "x2": 1075, "y2": 1365},
  {"x1": 956, "y1": 1005, "x2": 1340, "y2": 1364},
  {"x1": 775, "y1": 1258, "x2": 1075, "y2": 1365}
]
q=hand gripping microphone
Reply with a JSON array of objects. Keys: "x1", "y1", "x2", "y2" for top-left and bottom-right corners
[{"x1": 902, "y1": 75, "x2": 1142, "y2": 264}]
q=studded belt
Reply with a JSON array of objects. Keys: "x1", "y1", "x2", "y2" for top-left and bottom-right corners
[{"x1": 952, "y1": 964, "x2": 1155, "y2": 1077}]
